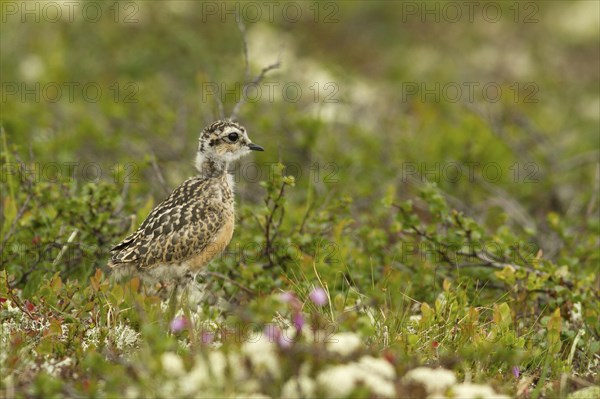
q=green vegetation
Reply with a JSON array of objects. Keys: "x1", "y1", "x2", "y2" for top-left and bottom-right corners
[{"x1": 1, "y1": 1, "x2": 598, "y2": 398}]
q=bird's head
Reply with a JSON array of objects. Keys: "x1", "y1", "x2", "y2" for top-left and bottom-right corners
[{"x1": 195, "y1": 120, "x2": 263, "y2": 175}]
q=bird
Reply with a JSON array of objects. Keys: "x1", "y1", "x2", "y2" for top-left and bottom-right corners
[{"x1": 108, "y1": 120, "x2": 264, "y2": 293}]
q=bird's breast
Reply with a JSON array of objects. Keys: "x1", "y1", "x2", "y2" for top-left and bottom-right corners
[{"x1": 187, "y1": 208, "x2": 234, "y2": 270}]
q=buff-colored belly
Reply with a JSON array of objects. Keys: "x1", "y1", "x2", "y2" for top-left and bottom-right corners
[{"x1": 186, "y1": 215, "x2": 234, "y2": 270}]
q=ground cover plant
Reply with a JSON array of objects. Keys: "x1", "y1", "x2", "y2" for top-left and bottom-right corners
[{"x1": 1, "y1": 1, "x2": 599, "y2": 398}]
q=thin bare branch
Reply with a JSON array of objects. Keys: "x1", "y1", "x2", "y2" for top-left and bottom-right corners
[
  {"x1": 557, "y1": 150, "x2": 600, "y2": 172},
  {"x1": 391, "y1": 204, "x2": 544, "y2": 276},
  {"x1": 215, "y1": 89, "x2": 225, "y2": 120},
  {"x1": 474, "y1": 176, "x2": 537, "y2": 231},
  {"x1": 113, "y1": 180, "x2": 130, "y2": 215},
  {"x1": 201, "y1": 70, "x2": 225, "y2": 120},
  {"x1": 149, "y1": 151, "x2": 171, "y2": 195},
  {"x1": 236, "y1": 13, "x2": 250, "y2": 84},
  {"x1": 263, "y1": 182, "x2": 287, "y2": 268},
  {"x1": 230, "y1": 19, "x2": 282, "y2": 121},
  {"x1": 205, "y1": 271, "x2": 255, "y2": 295}
]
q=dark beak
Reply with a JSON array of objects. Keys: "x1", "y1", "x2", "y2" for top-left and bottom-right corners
[{"x1": 248, "y1": 143, "x2": 264, "y2": 151}]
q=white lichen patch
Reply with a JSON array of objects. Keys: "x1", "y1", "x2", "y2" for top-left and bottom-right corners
[
  {"x1": 108, "y1": 323, "x2": 140, "y2": 351},
  {"x1": 281, "y1": 375, "x2": 317, "y2": 399},
  {"x1": 403, "y1": 367, "x2": 457, "y2": 395},
  {"x1": 40, "y1": 356, "x2": 73, "y2": 377},
  {"x1": 241, "y1": 334, "x2": 280, "y2": 378},
  {"x1": 326, "y1": 332, "x2": 362, "y2": 356},
  {"x1": 316, "y1": 355, "x2": 396, "y2": 398},
  {"x1": 449, "y1": 383, "x2": 511, "y2": 399},
  {"x1": 161, "y1": 352, "x2": 185, "y2": 377}
]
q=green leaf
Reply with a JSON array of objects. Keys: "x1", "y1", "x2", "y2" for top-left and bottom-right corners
[
  {"x1": 547, "y1": 308, "x2": 562, "y2": 354},
  {"x1": 493, "y1": 302, "x2": 512, "y2": 331},
  {"x1": 495, "y1": 265, "x2": 517, "y2": 286}
]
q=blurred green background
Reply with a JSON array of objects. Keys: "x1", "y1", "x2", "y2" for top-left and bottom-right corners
[
  {"x1": 2, "y1": 0, "x2": 599, "y2": 302},
  {"x1": 2, "y1": 0, "x2": 597, "y2": 217},
  {"x1": 1, "y1": 1, "x2": 599, "y2": 397},
  {"x1": 2, "y1": 0, "x2": 599, "y2": 308}
]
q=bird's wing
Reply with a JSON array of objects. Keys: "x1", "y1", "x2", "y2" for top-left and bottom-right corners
[{"x1": 109, "y1": 178, "x2": 227, "y2": 269}]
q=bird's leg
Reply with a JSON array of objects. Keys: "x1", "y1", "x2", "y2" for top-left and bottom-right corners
[
  {"x1": 155, "y1": 280, "x2": 169, "y2": 299},
  {"x1": 159, "y1": 280, "x2": 167, "y2": 292}
]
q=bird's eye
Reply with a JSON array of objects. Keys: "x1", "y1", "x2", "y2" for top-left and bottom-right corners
[{"x1": 227, "y1": 132, "x2": 239, "y2": 142}]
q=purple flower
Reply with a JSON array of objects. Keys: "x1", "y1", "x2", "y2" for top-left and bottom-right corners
[
  {"x1": 512, "y1": 366, "x2": 520, "y2": 379},
  {"x1": 309, "y1": 287, "x2": 328, "y2": 306},
  {"x1": 169, "y1": 316, "x2": 187, "y2": 333},
  {"x1": 264, "y1": 324, "x2": 295, "y2": 348},
  {"x1": 293, "y1": 312, "x2": 305, "y2": 331},
  {"x1": 278, "y1": 334, "x2": 293, "y2": 349},
  {"x1": 201, "y1": 331, "x2": 215, "y2": 345},
  {"x1": 279, "y1": 291, "x2": 296, "y2": 303},
  {"x1": 280, "y1": 291, "x2": 301, "y2": 311},
  {"x1": 264, "y1": 324, "x2": 282, "y2": 342}
]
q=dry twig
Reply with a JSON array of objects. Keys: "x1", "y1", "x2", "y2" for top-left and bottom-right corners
[
  {"x1": 230, "y1": 16, "x2": 282, "y2": 121},
  {"x1": 149, "y1": 151, "x2": 171, "y2": 195}
]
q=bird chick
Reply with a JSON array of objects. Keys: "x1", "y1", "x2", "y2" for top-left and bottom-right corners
[{"x1": 108, "y1": 120, "x2": 263, "y2": 293}]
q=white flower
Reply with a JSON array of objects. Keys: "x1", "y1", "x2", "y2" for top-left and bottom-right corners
[
  {"x1": 450, "y1": 383, "x2": 510, "y2": 399},
  {"x1": 403, "y1": 367, "x2": 457, "y2": 394},
  {"x1": 327, "y1": 332, "x2": 362, "y2": 356},
  {"x1": 161, "y1": 352, "x2": 185, "y2": 377}
]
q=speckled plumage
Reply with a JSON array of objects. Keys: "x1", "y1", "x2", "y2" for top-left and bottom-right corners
[{"x1": 108, "y1": 120, "x2": 263, "y2": 285}]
